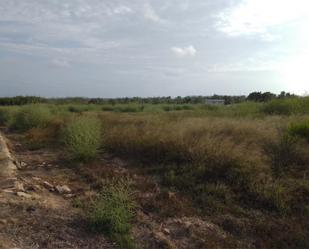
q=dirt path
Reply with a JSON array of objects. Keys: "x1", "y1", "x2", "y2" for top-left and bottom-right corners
[{"x1": 0, "y1": 132, "x2": 115, "y2": 249}]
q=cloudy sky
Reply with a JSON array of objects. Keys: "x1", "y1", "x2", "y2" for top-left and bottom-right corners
[{"x1": 0, "y1": 0, "x2": 308, "y2": 97}]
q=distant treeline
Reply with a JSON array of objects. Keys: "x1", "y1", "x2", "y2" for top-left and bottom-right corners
[
  {"x1": 0, "y1": 96, "x2": 47, "y2": 106},
  {"x1": 88, "y1": 95, "x2": 247, "y2": 105},
  {"x1": 0, "y1": 91, "x2": 299, "y2": 106}
]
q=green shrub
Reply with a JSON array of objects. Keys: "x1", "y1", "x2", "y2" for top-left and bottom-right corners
[
  {"x1": 88, "y1": 182, "x2": 136, "y2": 249},
  {"x1": 162, "y1": 104, "x2": 194, "y2": 112},
  {"x1": 262, "y1": 98, "x2": 302, "y2": 115},
  {"x1": 288, "y1": 121, "x2": 309, "y2": 141},
  {"x1": 102, "y1": 106, "x2": 115, "y2": 111},
  {"x1": 68, "y1": 105, "x2": 84, "y2": 113},
  {"x1": 62, "y1": 116, "x2": 102, "y2": 160},
  {"x1": 113, "y1": 105, "x2": 144, "y2": 113},
  {"x1": 0, "y1": 108, "x2": 14, "y2": 126},
  {"x1": 12, "y1": 105, "x2": 52, "y2": 131}
]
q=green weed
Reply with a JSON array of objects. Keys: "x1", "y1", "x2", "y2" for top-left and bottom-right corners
[
  {"x1": 11, "y1": 105, "x2": 52, "y2": 131},
  {"x1": 62, "y1": 115, "x2": 102, "y2": 160},
  {"x1": 88, "y1": 181, "x2": 136, "y2": 249}
]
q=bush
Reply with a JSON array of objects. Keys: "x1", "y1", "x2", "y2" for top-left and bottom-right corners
[
  {"x1": 114, "y1": 105, "x2": 144, "y2": 113},
  {"x1": 0, "y1": 108, "x2": 14, "y2": 126},
  {"x1": 68, "y1": 105, "x2": 84, "y2": 113},
  {"x1": 88, "y1": 182, "x2": 136, "y2": 249},
  {"x1": 62, "y1": 116, "x2": 102, "y2": 160},
  {"x1": 261, "y1": 98, "x2": 305, "y2": 115},
  {"x1": 102, "y1": 106, "x2": 115, "y2": 112},
  {"x1": 162, "y1": 104, "x2": 194, "y2": 112},
  {"x1": 287, "y1": 121, "x2": 309, "y2": 141},
  {"x1": 12, "y1": 105, "x2": 52, "y2": 131}
]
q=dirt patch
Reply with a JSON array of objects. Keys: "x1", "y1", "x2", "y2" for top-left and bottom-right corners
[{"x1": 0, "y1": 132, "x2": 114, "y2": 249}]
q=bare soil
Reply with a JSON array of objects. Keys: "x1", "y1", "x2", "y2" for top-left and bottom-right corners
[{"x1": 0, "y1": 131, "x2": 115, "y2": 249}]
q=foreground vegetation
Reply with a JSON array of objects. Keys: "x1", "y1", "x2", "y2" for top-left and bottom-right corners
[{"x1": 0, "y1": 96, "x2": 308, "y2": 248}]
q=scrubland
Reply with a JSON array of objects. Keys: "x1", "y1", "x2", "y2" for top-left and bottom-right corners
[{"x1": 0, "y1": 97, "x2": 308, "y2": 248}]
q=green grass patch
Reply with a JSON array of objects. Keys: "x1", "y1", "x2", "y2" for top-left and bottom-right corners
[
  {"x1": 88, "y1": 182, "x2": 136, "y2": 249},
  {"x1": 287, "y1": 121, "x2": 309, "y2": 141},
  {"x1": 62, "y1": 115, "x2": 102, "y2": 160},
  {"x1": 11, "y1": 105, "x2": 52, "y2": 131}
]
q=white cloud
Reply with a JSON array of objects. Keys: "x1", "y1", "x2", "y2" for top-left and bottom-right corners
[
  {"x1": 0, "y1": 1, "x2": 135, "y2": 64},
  {"x1": 143, "y1": 3, "x2": 164, "y2": 23},
  {"x1": 171, "y1": 45, "x2": 197, "y2": 57},
  {"x1": 112, "y1": 5, "x2": 133, "y2": 15},
  {"x1": 216, "y1": 0, "x2": 309, "y2": 39}
]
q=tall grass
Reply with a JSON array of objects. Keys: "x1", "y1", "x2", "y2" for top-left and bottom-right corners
[
  {"x1": 102, "y1": 112, "x2": 309, "y2": 215},
  {"x1": 11, "y1": 105, "x2": 52, "y2": 131},
  {"x1": 62, "y1": 115, "x2": 102, "y2": 160},
  {"x1": 287, "y1": 120, "x2": 309, "y2": 141}
]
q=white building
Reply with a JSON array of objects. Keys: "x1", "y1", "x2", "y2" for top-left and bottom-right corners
[{"x1": 205, "y1": 99, "x2": 225, "y2": 105}]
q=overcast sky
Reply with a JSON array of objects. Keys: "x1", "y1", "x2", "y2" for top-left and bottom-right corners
[{"x1": 0, "y1": 0, "x2": 308, "y2": 97}]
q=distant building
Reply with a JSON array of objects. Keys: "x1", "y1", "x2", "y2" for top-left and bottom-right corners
[{"x1": 205, "y1": 99, "x2": 225, "y2": 105}]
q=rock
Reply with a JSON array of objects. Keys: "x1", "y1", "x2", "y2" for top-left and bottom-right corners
[
  {"x1": 153, "y1": 231, "x2": 177, "y2": 249},
  {"x1": 168, "y1": 191, "x2": 176, "y2": 199},
  {"x1": 55, "y1": 185, "x2": 71, "y2": 194},
  {"x1": 14, "y1": 182, "x2": 25, "y2": 192},
  {"x1": 14, "y1": 160, "x2": 22, "y2": 169},
  {"x1": 43, "y1": 181, "x2": 54, "y2": 191},
  {"x1": 64, "y1": 193, "x2": 75, "y2": 199},
  {"x1": 20, "y1": 161, "x2": 27, "y2": 167},
  {"x1": 2, "y1": 189, "x2": 14, "y2": 194},
  {"x1": 183, "y1": 220, "x2": 193, "y2": 229},
  {"x1": 16, "y1": 191, "x2": 32, "y2": 199},
  {"x1": 0, "y1": 219, "x2": 7, "y2": 225},
  {"x1": 163, "y1": 228, "x2": 171, "y2": 235},
  {"x1": 40, "y1": 162, "x2": 47, "y2": 167}
]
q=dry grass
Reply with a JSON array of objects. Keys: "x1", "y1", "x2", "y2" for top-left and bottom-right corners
[
  {"x1": 98, "y1": 112, "x2": 309, "y2": 248},
  {"x1": 4, "y1": 104, "x2": 309, "y2": 248}
]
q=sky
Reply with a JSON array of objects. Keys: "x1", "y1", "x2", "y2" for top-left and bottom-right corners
[{"x1": 0, "y1": 0, "x2": 308, "y2": 97}]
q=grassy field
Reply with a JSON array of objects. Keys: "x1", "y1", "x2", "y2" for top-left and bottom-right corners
[{"x1": 0, "y1": 97, "x2": 308, "y2": 248}]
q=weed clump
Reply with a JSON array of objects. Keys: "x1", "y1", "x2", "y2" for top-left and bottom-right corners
[
  {"x1": 287, "y1": 121, "x2": 309, "y2": 141},
  {"x1": 88, "y1": 182, "x2": 136, "y2": 249},
  {"x1": 12, "y1": 105, "x2": 52, "y2": 131},
  {"x1": 0, "y1": 107, "x2": 14, "y2": 126},
  {"x1": 62, "y1": 116, "x2": 102, "y2": 160}
]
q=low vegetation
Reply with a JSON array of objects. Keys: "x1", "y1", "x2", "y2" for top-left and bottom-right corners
[
  {"x1": 288, "y1": 120, "x2": 309, "y2": 141},
  {"x1": 88, "y1": 181, "x2": 136, "y2": 249},
  {"x1": 1, "y1": 95, "x2": 308, "y2": 248},
  {"x1": 62, "y1": 116, "x2": 102, "y2": 160},
  {"x1": 11, "y1": 105, "x2": 52, "y2": 131}
]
